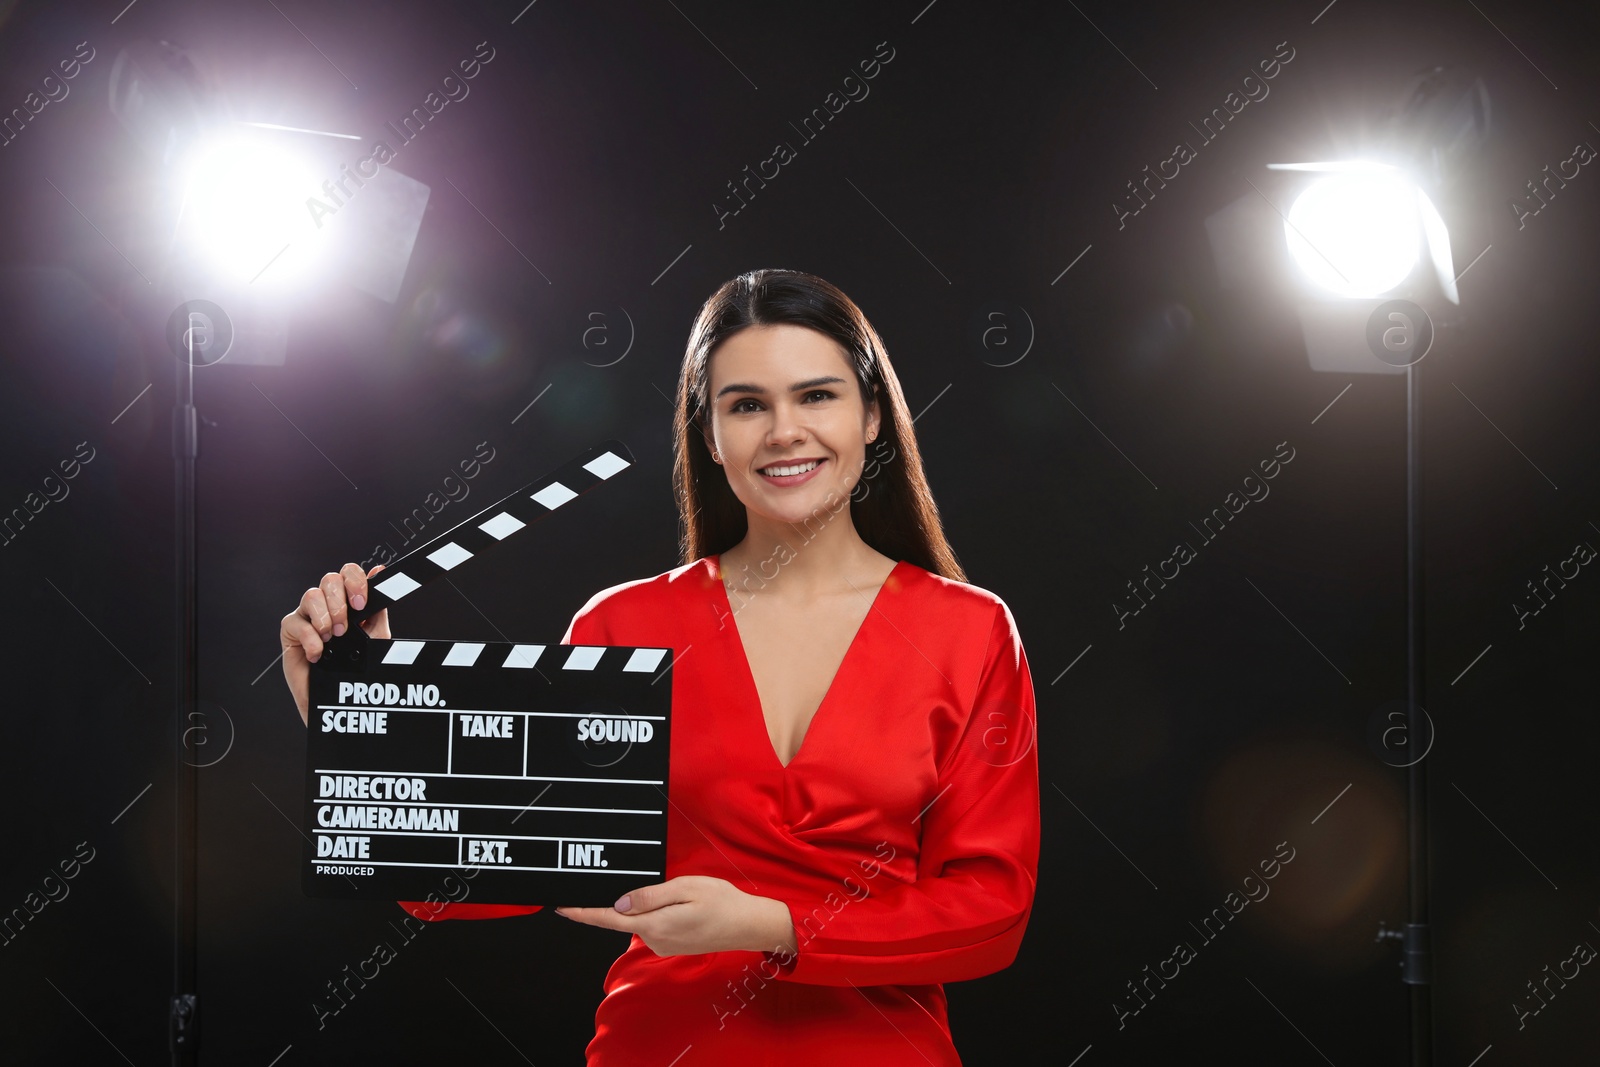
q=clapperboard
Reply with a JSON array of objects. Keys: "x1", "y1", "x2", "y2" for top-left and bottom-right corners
[{"x1": 302, "y1": 441, "x2": 674, "y2": 906}]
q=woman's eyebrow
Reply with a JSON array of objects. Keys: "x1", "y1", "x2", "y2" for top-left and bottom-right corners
[{"x1": 715, "y1": 375, "x2": 848, "y2": 400}]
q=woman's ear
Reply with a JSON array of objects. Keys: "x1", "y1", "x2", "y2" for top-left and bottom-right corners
[{"x1": 697, "y1": 416, "x2": 716, "y2": 461}]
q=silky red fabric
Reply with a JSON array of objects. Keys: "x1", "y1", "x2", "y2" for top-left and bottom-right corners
[{"x1": 399, "y1": 555, "x2": 1040, "y2": 1065}]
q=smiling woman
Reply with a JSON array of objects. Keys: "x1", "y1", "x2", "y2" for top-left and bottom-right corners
[{"x1": 280, "y1": 269, "x2": 1039, "y2": 1066}]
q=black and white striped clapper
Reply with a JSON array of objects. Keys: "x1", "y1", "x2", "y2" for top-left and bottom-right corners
[{"x1": 302, "y1": 441, "x2": 675, "y2": 907}]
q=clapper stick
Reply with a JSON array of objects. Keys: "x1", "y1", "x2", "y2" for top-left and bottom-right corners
[{"x1": 320, "y1": 440, "x2": 635, "y2": 669}]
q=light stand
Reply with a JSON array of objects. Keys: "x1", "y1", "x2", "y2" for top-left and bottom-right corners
[
  {"x1": 1404, "y1": 358, "x2": 1431, "y2": 1065},
  {"x1": 1366, "y1": 283, "x2": 1438, "y2": 1067},
  {"x1": 109, "y1": 39, "x2": 218, "y2": 1064},
  {"x1": 171, "y1": 320, "x2": 200, "y2": 1062}
]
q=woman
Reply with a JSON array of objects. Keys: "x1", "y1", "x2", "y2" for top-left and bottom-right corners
[{"x1": 281, "y1": 269, "x2": 1040, "y2": 1064}]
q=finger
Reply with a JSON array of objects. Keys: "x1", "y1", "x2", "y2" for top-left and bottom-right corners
[
  {"x1": 279, "y1": 614, "x2": 313, "y2": 725},
  {"x1": 320, "y1": 572, "x2": 347, "y2": 637},
  {"x1": 340, "y1": 563, "x2": 371, "y2": 614},
  {"x1": 341, "y1": 562, "x2": 369, "y2": 613},
  {"x1": 281, "y1": 611, "x2": 324, "y2": 663},
  {"x1": 618, "y1": 878, "x2": 695, "y2": 915},
  {"x1": 554, "y1": 906, "x2": 640, "y2": 932},
  {"x1": 298, "y1": 586, "x2": 332, "y2": 639}
]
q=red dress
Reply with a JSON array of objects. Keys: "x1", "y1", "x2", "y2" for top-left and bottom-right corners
[{"x1": 400, "y1": 555, "x2": 1040, "y2": 1065}]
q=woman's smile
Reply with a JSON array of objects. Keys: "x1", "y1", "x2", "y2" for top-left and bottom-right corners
[{"x1": 757, "y1": 457, "x2": 826, "y2": 486}]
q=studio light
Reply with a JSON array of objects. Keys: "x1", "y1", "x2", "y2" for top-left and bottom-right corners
[
  {"x1": 111, "y1": 38, "x2": 430, "y2": 318},
  {"x1": 1202, "y1": 65, "x2": 1495, "y2": 1067},
  {"x1": 1205, "y1": 68, "x2": 1488, "y2": 375},
  {"x1": 175, "y1": 133, "x2": 325, "y2": 290},
  {"x1": 102, "y1": 40, "x2": 439, "y2": 1063},
  {"x1": 1281, "y1": 166, "x2": 1424, "y2": 299}
]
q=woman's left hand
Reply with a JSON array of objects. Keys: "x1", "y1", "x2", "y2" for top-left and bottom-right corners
[{"x1": 555, "y1": 875, "x2": 796, "y2": 957}]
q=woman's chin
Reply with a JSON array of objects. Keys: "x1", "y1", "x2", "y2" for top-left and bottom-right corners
[{"x1": 747, "y1": 489, "x2": 852, "y2": 527}]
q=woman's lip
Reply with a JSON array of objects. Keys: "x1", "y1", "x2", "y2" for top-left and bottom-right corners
[{"x1": 757, "y1": 458, "x2": 826, "y2": 486}]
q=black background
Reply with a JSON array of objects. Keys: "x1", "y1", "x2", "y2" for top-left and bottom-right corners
[{"x1": 0, "y1": 0, "x2": 1596, "y2": 1064}]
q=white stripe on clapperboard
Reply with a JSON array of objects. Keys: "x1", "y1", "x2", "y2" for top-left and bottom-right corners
[
  {"x1": 376, "y1": 642, "x2": 668, "y2": 674},
  {"x1": 368, "y1": 450, "x2": 632, "y2": 607}
]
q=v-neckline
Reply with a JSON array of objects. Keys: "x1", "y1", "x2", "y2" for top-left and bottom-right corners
[{"x1": 711, "y1": 555, "x2": 905, "y2": 772}]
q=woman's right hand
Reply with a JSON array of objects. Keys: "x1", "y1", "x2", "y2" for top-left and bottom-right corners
[{"x1": 280, "y1": 562, "x2": 391, "y2": 726}]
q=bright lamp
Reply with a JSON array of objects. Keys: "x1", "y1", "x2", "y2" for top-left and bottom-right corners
[{"x1": 1283, "y1": 168, "x2": 1423, "y2": 299}]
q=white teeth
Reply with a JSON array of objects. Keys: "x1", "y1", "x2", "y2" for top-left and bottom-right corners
[{"x1": 761, "y1": 459, "x2": 820, "y2": 477}]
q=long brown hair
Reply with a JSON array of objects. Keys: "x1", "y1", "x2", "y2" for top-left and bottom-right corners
[{"x1": 672, "y1": 269, "x2": 967, "y2": 582}]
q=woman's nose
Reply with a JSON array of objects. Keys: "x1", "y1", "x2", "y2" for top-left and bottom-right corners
[{"x1": 766, "y1": 402, "x2": 808, "y2": 445}]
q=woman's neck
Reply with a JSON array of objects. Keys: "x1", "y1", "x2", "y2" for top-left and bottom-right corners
[{"x1": 720, "y1": 509, "x2": 885, "y2": 598}]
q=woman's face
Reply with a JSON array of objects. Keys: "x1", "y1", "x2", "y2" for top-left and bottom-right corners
[{"x1": 704, "y1": 323, "x2": 881, "y2": 528}]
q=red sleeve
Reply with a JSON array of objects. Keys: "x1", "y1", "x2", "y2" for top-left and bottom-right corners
[
  {"x1": 393, "y1": 598, "x2": 613, "y2": 922},
  {"x1": 771, "y1": 599, "x2": 1040, "y2": 985}
]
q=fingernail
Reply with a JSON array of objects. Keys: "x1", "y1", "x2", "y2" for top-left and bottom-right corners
[
  {"x1": 554, "y1": 908, "x2": 570, "y2": 918},
  {"x1": 309, "y1": 652, "x2": 320, "y2": 663},
  {"x1": 351, "y1": 594, "x2": 366, "y2": 610},
  {"x1": 613, "y1": 895, "x2": 631, "y2": 913},
  {"x1": 333, "y1": 623, "x2": 346, "y2": 636}
]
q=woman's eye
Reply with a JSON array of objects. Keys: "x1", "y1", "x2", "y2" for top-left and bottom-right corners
[{"x1": 730, "y1": 391, "x2": 833, "y2": 413}]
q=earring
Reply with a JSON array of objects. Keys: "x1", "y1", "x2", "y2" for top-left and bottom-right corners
[{"x1": 711, "y1": 450, "x2": 720, "y2": 463}]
